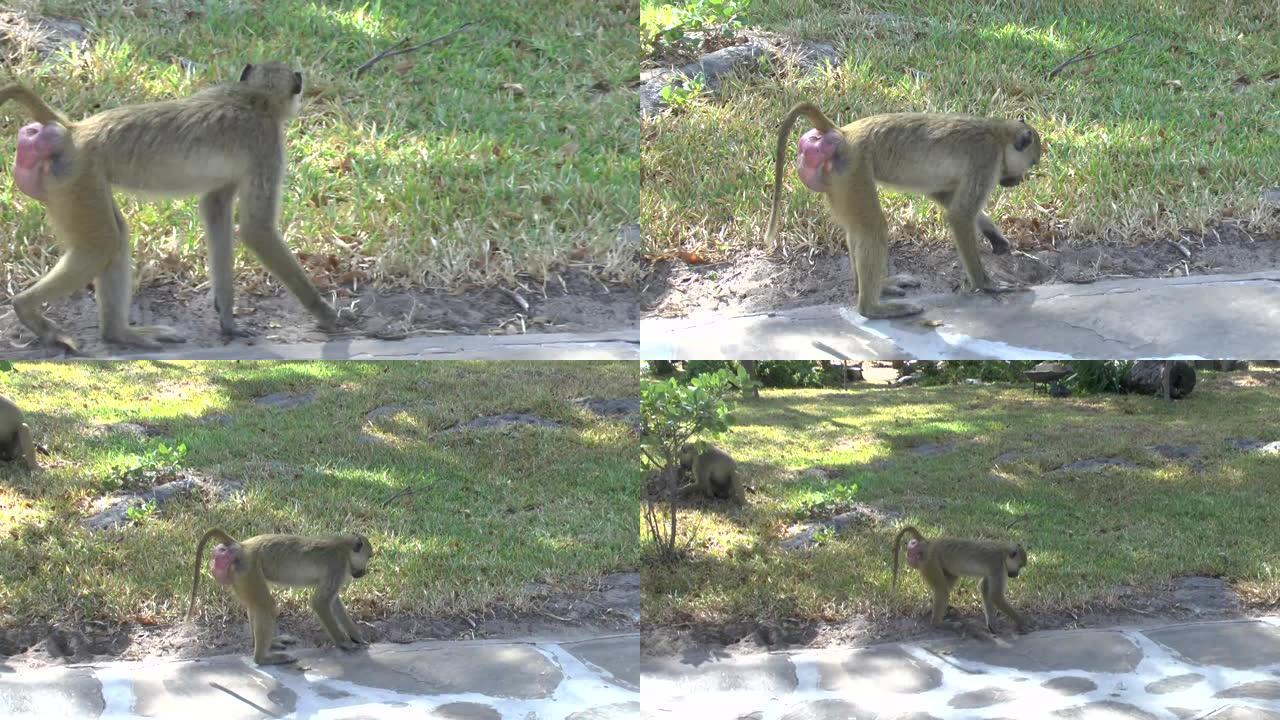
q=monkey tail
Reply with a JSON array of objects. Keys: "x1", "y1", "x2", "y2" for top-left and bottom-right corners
[
  {"x1": 0, "y1": 85, "x2": 68, "y2": 125},
  {"x1": 891, "y1": 525, "x2": 925, "y2": 593},
  {"x1": 765, "y1": 102, "x2": 839, "y2": 252},
  {"x1": 187, "y1": 528, "x2": 236, "y2": 620}
]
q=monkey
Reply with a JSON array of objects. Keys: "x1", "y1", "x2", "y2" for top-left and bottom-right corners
[
  {"x1": 0, "y1": 62, "x2": 339, "y2": 352},
  {"x1": 677, "y1": 441, "x2": 746, "y2": 504},
  {"x1": 187, "y1": 528, "x2": 371, "y2": 665},
  {"x1": 0, "y1": 393, "x2": 38, "y2": 470},
  {"x1": 891, "y1": 525, "x2": 1028, "y2": 635},
  {"x1": 766, "y1": 102, "x2": 1042, "y2": 319}
]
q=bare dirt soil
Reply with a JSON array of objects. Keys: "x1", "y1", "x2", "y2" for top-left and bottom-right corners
[
  {"x1": 640, "y1": 575, "x2": 1270, "y2": 658},
  {"x1": 643, "y1": 225, "x2": 1280, "y2": 318},
  {"x1": 0, "y1": 572, "x2": 639, "y2": 669},
  {"x1": 0, "y1": 268, "x2": 638, "y2": 357}
]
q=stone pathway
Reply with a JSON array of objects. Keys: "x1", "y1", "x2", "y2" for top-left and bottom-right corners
[
  {"x1": 0, "y1": 634, "x2": 638, "y2": 719},
  {"x1": 641, "y1": 619, "x2": 1280, "y2": 719},
  {"x1": 641, "y1": 270, "x2": 1280, "y2": 360}
]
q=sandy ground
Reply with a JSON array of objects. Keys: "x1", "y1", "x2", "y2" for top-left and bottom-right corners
[
  {"x1": 1, "y1": 268, "x2": 638, "y2": 356},
  {"x1": 0, "y1": 572, "x2": 639, "y2": 670},
  {"x1": 644, "y1": 224, "x2": 1280, "y2": 318}
]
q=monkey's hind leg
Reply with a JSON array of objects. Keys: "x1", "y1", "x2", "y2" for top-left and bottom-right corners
[
  {"x1": 11, "y1": 245, "x2": 109, "y2": 353},
  {"x1": 234, "y1": 576, "x2": 294, "y2": 665},
  {"x1": 833, "y1": 173, "x2": 922, "y2": 319},
  {"x1": 97, "y1": 203, "x2": 186, "y2": 349}
]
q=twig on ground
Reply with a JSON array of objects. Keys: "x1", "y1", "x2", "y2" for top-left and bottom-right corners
[
  {"x1": 1047, "y1": 33, "x2": 1141, "y2": 79},
  {"x1": 355, "y1": 22, "x2": 476, "y2": 78}
]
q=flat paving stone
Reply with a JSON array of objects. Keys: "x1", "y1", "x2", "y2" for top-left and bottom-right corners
[
  {"x1": 1043, "y1": 676, "x2": 1098, "y2": 695},
  {"x1": 779, "y1": 699, "x2": 873, "y2": 720},
  {"x1": 1145, "y1": 673, "x2": 1204, "y2": 694},
  {"x1": 1053, "y1": 700, "x2": 1159, "y2": 718},
  {"x1": 0, "y1": 669, "x2": 104, "y2": 717},
  {"x1": 1217, "y1": 680, "x2": 1280, "y2": 699},
  {"x1": 641, "y1": 652, "x2": 798, "y2": 694},
  {"x1": 949, "y1": 687, "x2": 1013, "y2": 708},
  {"x1": 433, "y1": 701, "x2": 501, "y2": 719},
  {"x1": 566, "y1": 701, "x2": 641, "y2": 719},
  {"x1": 564, "y1": 636, "x2": 640, "y2": 690},
  {"x1": 300, "y1": 642, "x2": 561, "y2": 698},
  {"x1": 814, "y1": 644, "x2": 942, "y2": 694},
  {"x1": 1203, "y1": 708, "x2": 1280, "y2": 720},
  {"x1": 929, "y1": 630, "x2": 1142, "y2": 673},
  {"x1": 131, "y1": 656, "x2": 299, "y2": 718},
  {"x1": 1147, "y1": 621, "x2": 1280, "y2": 669}
]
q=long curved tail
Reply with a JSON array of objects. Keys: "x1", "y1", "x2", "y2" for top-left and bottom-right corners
[
  {"x1": 186, "y1": 528, "x2": 237, "y2": 620},
  {"x1": 0, "y1": 84, "x2": 68, "y2": 125},
  {"x1": 891, "y1": 525, "x2": 925, "y2": 592},
  {"x1": 765, "y1": 102, "x2": 839, "y2": 251}
]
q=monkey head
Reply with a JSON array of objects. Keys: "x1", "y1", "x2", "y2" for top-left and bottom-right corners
[
  {"x1": 210, "y1": 543, "x2": 244, "y2": 585},
  {"x1": 239, "y1": 61, "x2": 305, "y2": 119},
  {"x1": 14, "y1": 121, "x2": 71, "y2": 202},
  {"x1": 905, "y1": 538, "x2": 924, "y2": 568},
  {"x1": 796, "y1": 128, "x2": 842, "y2": 192},
  {"x1": 999, "y1": 122, "x2": 1041, "y2": 187},
  {"x1": 677, "y1": 442, "x2": 699, "y2": 472},
  {"x1": 1004, "y1": 544, "x2": 1028, "y2": 578},
  {"x1": 347, "y1": 534, "x2": 373, "y2": 579}
]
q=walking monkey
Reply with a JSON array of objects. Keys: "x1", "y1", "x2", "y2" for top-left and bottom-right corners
[
  {"x1": 187, "y1": 529, "x2": 372, "y2": 665},
  {"x1": 766, "y1": 102, "x2": 1042, "y2": 319},
  {"x1": 0, "y1": 62, "x2": 339, "y2": 352},
  {"x1": 891, "y1": 525, "x2": 1029, "y2": 634}
]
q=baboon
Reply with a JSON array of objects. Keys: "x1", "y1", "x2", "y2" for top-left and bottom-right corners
[
  {"x1": 678, "y1": 442, "x2": 746, "y2": 504},
  {"x1": 0, "y1": 394, "x2": 37, "y2": 470},
  {"x1": 766, "y1": 102, "x2": 1042, "y2": 319},
  {"x1": 891, "y1": 525, "x2": 1028, "y2": 634},
  {"x1": 0, "y1": 62, "x2": 338, "y2": 352},
  {"x1": 187, "y1": 529, "x2": 371, "y2": 665}
]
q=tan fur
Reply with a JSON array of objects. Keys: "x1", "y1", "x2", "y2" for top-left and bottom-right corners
[
  {"x1": 0, "y1": 394, "x2": 37, "y2": 470},
  {"x1": 677, "y1": 442, "x2": 746, "y2": 504},
  {"x1": 766, "y1": 102, "x2": 1042, "y2": 319},
  {"x1": 187, "y1": 528, "x2": 372, "y2": 666},
  {"x1": 0, "y1": 62, "x2": 336, "y2": 352},
  {"x1": 891, "y1": 525, "x2": 1029, "y2": 634}
]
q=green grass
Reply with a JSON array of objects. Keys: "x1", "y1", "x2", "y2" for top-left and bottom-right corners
[
  {"x1": 641, "y1": 0, "x2": 1280, "y2": 260},
  {"x1": 0, "y1": 361, "x2": 639, "y2": 628},
  {"x1": 642, "y1": 368, "x2": 1280, "y2": 631},
  {"x1": 1, "y1": 0, "x2": 639, "y2": 299}
]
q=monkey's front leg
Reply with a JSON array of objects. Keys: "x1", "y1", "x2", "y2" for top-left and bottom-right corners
[{"x1": 98, "y1": 204, "x2": 186, "y2": 348}]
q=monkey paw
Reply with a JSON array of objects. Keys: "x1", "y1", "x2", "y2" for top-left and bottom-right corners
[
  {"x1": 881, "y1": 273, "x2": 922, "y2": 297},
  {"x1": 255, "y1": 652, "x2": 298, "y2": 666},
  {"x1": 860, "y1": 301, "x2": 923, "y2": 319}
]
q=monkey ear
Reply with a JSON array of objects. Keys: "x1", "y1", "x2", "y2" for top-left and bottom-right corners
[
  {"x1": 292, "y1": 72, "x2": 303, "y2": 95},
  {"x1": 1013, "y1": 129, "x2": 1033, "y2": 152},
  {"x1": 240, "y1": 64, "x2": 254, "y2": 82}
]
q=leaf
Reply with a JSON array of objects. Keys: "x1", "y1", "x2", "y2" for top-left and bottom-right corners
[
  {"x1": 677, "y1": 250, "x2": 706, "y2": 264},
  {"x1": 501, "y1": 82, "x2": 527, "y2": 96}
]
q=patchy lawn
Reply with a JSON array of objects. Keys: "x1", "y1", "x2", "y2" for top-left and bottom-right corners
[
  {"x1": 0, "y1": 360, "x2": 639, "y2": 661},
  {"x1": 641, "y1": 1, "x2": 1280, "y2": 311},
  {"x1": 1, "y1": 1, "x2": 638, "y2": 341},
  {"x1": 642, "y1": 366, "x2": 1280, "y2": 651}
]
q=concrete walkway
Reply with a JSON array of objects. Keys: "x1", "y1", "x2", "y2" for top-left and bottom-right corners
[
  {"x1": 1, "y1": 330, "x2": 640, "y2": 361},
  {"x1": 641, "y1": 271, "x2": 1280, "y2": 360},
  {"x1": 641, "y1": 618, "x2": 1280, "y2": 719},
  {"x1": 0, "y1": 634, "x2": 638, "y2": 719}
]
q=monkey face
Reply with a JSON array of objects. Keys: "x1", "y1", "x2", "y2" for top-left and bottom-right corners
[
  {"x1": 1005, "y1": 546, "x2": 1028, "y2": 577},
  {"x1": 349, "y1": 534, "x2": 373, "y2": 578}
]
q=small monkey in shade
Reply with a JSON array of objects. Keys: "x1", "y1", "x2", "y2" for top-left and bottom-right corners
[
  {"x1": 187, "y1": 529, "x2": 372, "y2": 665},
  {"x1": 0, "y1": 394, "x2": 38, "y2": 470},
  {"x1": 891, "y1": 525, "x2": 1029, "y2": 635},
  {"x1": 0, "y1": 62, "x2": 338, "y2": 352},
  {"x1": 677, "y1": 441, "x2": 746, "y2": 504},
  {"x1": 767, "y1": 102, "x2": 1042, "y2": 319}
]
